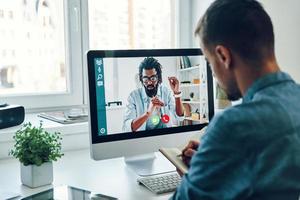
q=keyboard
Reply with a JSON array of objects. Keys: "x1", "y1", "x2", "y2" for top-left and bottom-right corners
[{"x1": 137, "y1": 171, "x2": 181, "y2": 194}]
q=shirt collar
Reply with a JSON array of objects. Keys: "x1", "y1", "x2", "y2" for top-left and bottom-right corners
[
  {"x1": 243, "y1": 71, "x2": 294, "y2": 103},
  {"x1": 141, "y1": 85, "x2": 162, "y2": 102}
]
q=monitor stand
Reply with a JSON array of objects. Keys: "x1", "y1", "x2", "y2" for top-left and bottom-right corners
[{"x1": 124, "y1": 152, "x2": 176, "y2": 177}]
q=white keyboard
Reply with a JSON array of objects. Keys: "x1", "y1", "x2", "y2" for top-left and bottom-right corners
[{"x1": 137, "y1": 172, "x2": 181, "y2": 194}]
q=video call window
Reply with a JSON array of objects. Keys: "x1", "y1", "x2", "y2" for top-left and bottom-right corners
[{"x1": 93, "y1": 56, "x2": 209, "y2": 136}]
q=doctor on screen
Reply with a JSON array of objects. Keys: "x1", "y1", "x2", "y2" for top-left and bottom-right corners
[{"x1": 122, "y1": 57, "x2": 184, "y2": 132}]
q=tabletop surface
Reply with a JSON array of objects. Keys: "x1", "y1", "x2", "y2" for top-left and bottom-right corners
[{"x1": 0, "y1": 148, "x2": 175, "y2": 200}]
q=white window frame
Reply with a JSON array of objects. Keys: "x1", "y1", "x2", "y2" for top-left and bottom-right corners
[
  {"x1": 1, "y1": 0, "x2": 84, "y2": 111},
  {"x1": 176, "y1": 0, "x2": 193, "y2": 48}
]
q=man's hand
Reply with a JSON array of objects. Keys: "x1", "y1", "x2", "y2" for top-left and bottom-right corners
[
  {"x1": 147, "y1": 96, "x2": 164, "y2": 114},
  {"x1": 132, "y1": 97, "x2": 165, "y2": 132},
  {"x1": 176, "y1": 140, "x2": 200, "y2": 177},
  {"x1": 151, "y1": 96, "x2": 165, "y2": 107},
  {"x1": 168, "y1": 77, "x2": 180, "y2": 94},
  {"x1": 181, "y1": 140, "x2": 200, "y2": 167}
]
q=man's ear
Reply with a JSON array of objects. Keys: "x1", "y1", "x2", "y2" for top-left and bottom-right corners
[{"x1": 215, "y1": 45, "x2": 231, "y2": 70}]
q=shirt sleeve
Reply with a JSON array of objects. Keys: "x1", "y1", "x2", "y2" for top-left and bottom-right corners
[
  {"x1": 122, "y1": 94, "x2": 137, "y2": 132},
  {"x1": 171, "y1": 112, "x2": 252, "y2": 200},
  {"x1": 167, "y1": 89, "x2": 184, "y2": 122}
]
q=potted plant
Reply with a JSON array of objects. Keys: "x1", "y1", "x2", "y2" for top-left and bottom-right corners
[{"x1": 9, "y1": 122, "x2": 63, "y2": 188}]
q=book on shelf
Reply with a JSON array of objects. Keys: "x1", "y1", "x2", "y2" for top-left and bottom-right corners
[
  {"x1": 180, "y1": 56, "x2": 192, "y2": 69},
  {"x1": 183, "y1": 56, "x2": 192, "y2": 68}
]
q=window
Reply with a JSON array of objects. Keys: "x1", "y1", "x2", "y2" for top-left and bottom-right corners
[
  {"x1": 0, "y1": 1, "x2": 66, "y2": 95},
  {"x1": 88, "y1": 0, "x2": 174, "y2": 49},
  {"x1": 0, "y1": 0, "x2": 176, "y2": 110},
  {"x1": 87, "y1": 0, "x2": 175, "y2": 103},
  {"x1": 0, "y1": 0, "x2": 83, "y2": 109}
]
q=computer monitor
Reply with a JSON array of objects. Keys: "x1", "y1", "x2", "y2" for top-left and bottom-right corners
[{"x1": 87, "y1": 49, "x2": 214, "y2": 175}]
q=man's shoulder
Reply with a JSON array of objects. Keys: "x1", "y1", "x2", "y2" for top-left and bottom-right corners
[
  {"x1": 129, "y1": 87, "x2": 143, "y2": 96},
  {"x1": 205, "y1": 100, "x2": 292, "y2": 147},
  {"x1": 219, "y1": 99, "x2": 287, "y2": 123},
  {"x1": 127, "y1": 88, "x2": 145, "y2": 101},
  {"x1": 207, "y1": 103, "x2": 262, "y2": 132},
  {"x1": 214, "y1": 103, "x2": 253, "y2": 124}
]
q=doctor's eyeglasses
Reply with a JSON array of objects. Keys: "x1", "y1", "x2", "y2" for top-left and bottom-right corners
[{"x1": 142, "y1": 75, "x2": 158, "y2": 83}]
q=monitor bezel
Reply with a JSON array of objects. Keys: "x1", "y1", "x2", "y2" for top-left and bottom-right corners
[{"x1": 87, "y1": 49, "x2": 214, "y2": 144}]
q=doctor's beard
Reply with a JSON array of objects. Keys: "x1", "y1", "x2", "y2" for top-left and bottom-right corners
[{"x1": 144, "y1": 84, "x2": 159, "y2": 98}]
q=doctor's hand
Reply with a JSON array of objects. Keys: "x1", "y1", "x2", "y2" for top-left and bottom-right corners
[
  {"x1": 181, "y1": 140, "x2": 200, "y2": 167},
  {"x1": 147, "y1": 97, "x2": 165, "y2": 114},
  {"x1": 168, "y1": 77, "x2": 180, "y2": 94}
]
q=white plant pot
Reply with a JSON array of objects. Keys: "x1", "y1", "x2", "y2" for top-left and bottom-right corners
[{"x1": 20, "y1": 162, "x2": 53, "y2": 188}]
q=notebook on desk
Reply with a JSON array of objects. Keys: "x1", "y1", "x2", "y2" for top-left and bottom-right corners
[
  {"x1": 159, "y1": 148, "x2": 188, "y2": 174},
  {"x1": 38, "y1": 110, "x2": 88, "y2": 124}
]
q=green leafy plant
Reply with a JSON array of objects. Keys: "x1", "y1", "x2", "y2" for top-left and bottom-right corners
[{"x1": 9, "y1": 122, "x2": 64, "y2": 166}]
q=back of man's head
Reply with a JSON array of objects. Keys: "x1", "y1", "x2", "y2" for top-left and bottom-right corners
[{"x1": 195, "y1": 0, "x2": 275, "y2": 65}]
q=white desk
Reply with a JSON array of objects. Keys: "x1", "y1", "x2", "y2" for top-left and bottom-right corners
[{"x1": 0, "y1": 148, "x2": 174, "y2": 200}]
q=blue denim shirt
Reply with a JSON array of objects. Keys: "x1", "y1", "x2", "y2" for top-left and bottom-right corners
[{"x1": 172, "y1": 72, "x2": 300, "y2": 200}]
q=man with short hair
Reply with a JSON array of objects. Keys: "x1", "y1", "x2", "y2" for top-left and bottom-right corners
[
  {"x1": 172, "y1": 0, "x2": 300, "y2": 199},
  {"x1": 123, "y1": 57, "x2": 184, "y2": 132}
]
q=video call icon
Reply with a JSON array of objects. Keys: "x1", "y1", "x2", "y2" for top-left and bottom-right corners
[
  {"x1": 161, "y1": 114, "x2": 170, "y2": 124},
  {"x1": 150, "y1": 114, "x2": 170, "y2": 126},
  {"x1": 151, "y1": 115, "x2": 160, "y2": 126}
]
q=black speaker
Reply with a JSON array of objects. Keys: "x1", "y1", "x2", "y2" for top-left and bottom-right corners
[{"x1": 0, "y1": 104, "x2": 25, "y2": 129}]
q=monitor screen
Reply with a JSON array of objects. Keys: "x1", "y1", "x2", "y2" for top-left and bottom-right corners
[{"x1": 87, "y1": 49, "x2": 214, "y2": 145}]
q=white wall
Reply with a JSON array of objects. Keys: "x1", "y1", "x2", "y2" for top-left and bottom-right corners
[
  {"x1": 191, "y1": 0, "x2": 300, "y2": 83},
  {"x1": 191, "y1": 0, "x2": 214, "y2": 48},
  {"x1": 260, "y1": 0, "x2": 300, "y2": 83}
]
